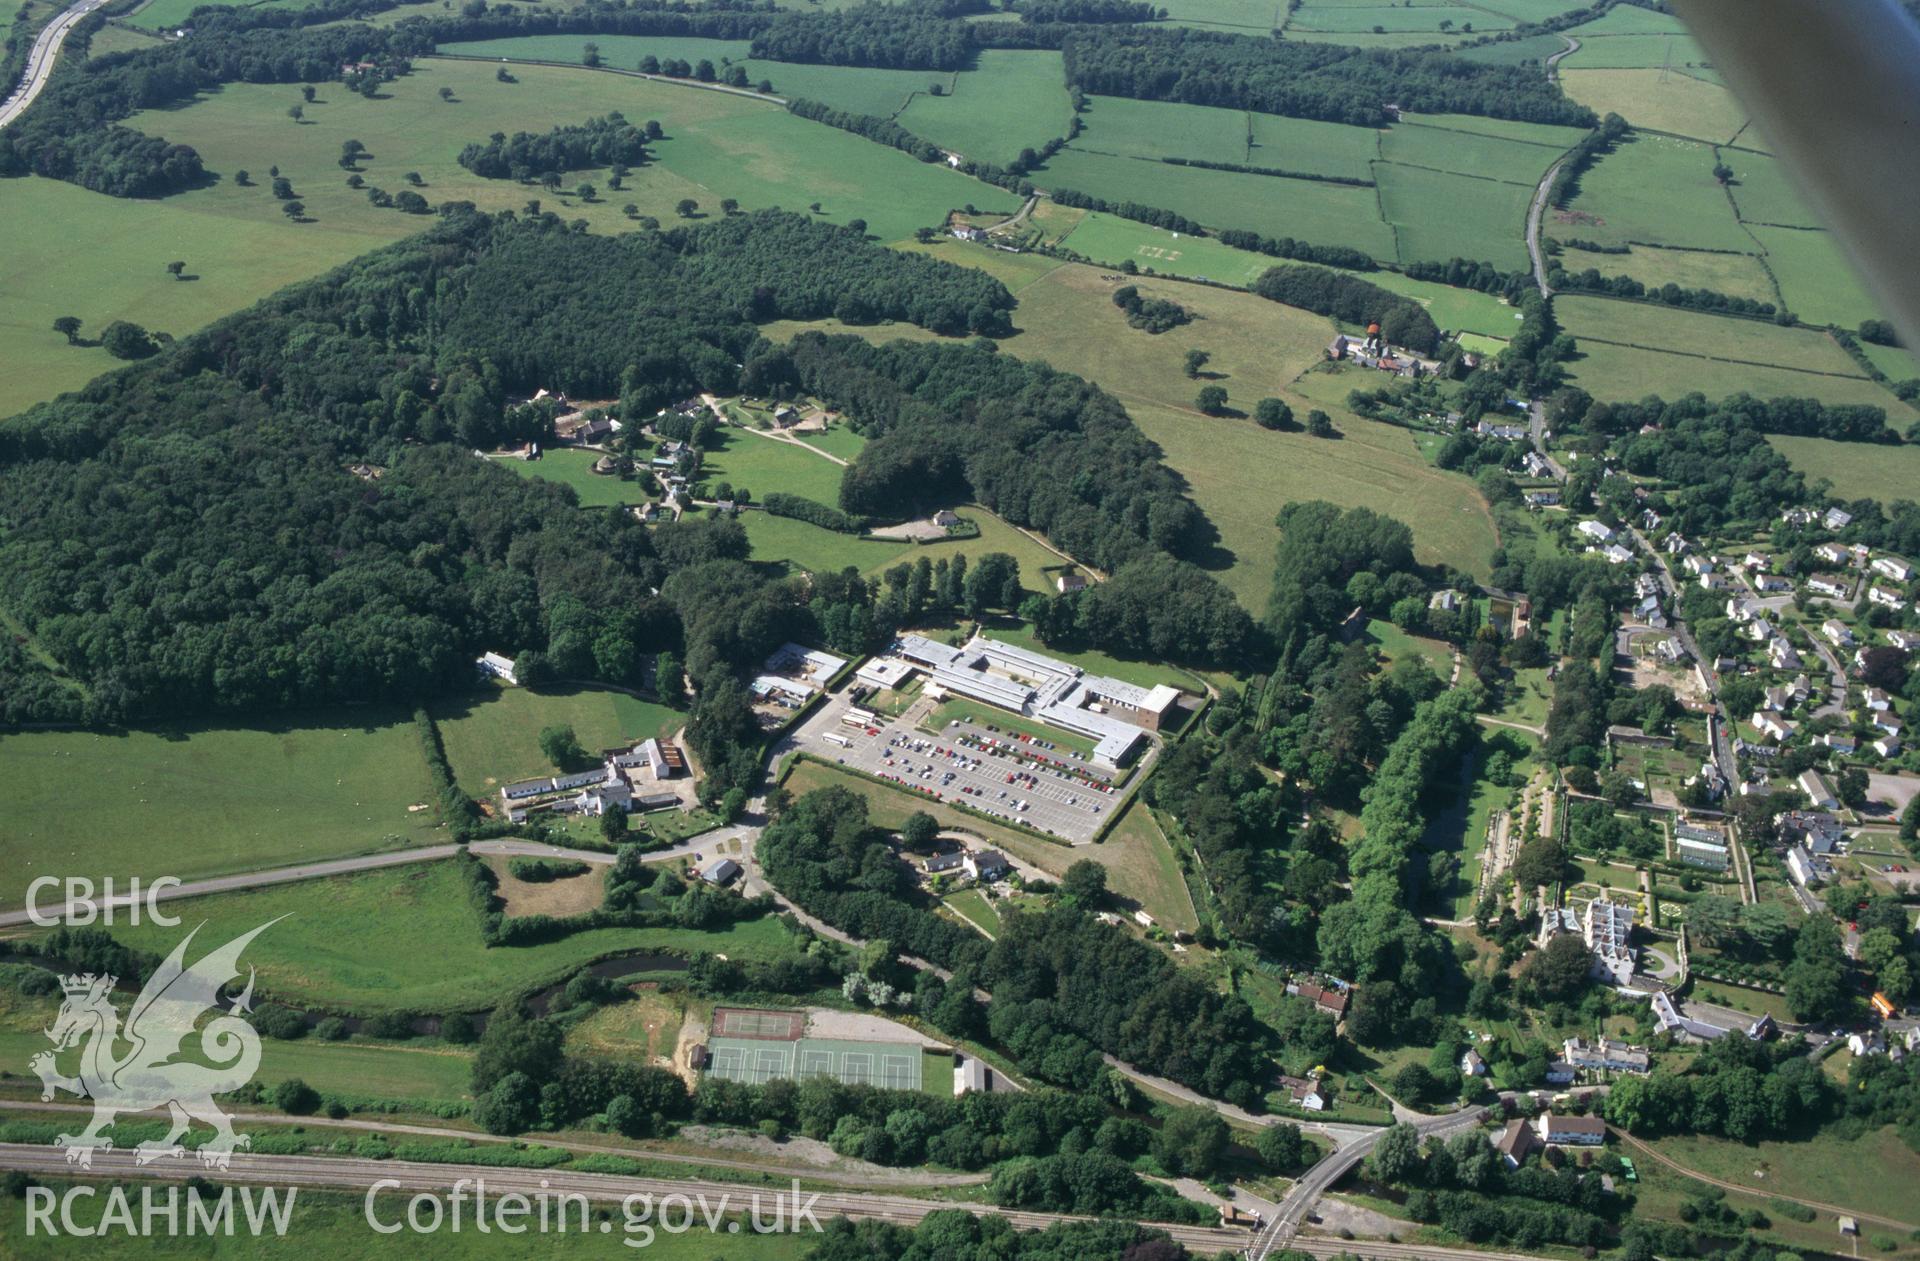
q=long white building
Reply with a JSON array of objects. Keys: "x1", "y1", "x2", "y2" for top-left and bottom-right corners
[{"x1": 890, "y1": 633, "x2": 1181, "y2": 768}]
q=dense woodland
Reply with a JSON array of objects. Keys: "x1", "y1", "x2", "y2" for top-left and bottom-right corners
[
  {"x1": 1060, "y1": 28, "x2": 1596, "y2": 127},
  {"x1": 0, "y1": 212, "x2": 972, "y2": 728},
  {"x1": 759, "y1": 785, "x2": 1274, "y2": 1103}
]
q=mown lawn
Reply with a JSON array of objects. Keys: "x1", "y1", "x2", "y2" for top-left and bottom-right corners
[
  {"x1": 501, "y1": 449, "x2": 653, "y2": 506},
  {"x1": 700, "y1": 426, "x2": 847, "y2": 505},
  {"x1": 91, "y1": 860, "x2": 799, "y2": 1013},
  {"x1": 430, "y1": 683, "x2": 683, "y2": 796},
  {"x1": 0, "y1": 713, "x2": 442, "y2": 912}
]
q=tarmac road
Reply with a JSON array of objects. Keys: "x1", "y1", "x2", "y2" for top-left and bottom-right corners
[{"x1": 0, "y1": 0, "x2": 110, "y2": 130}]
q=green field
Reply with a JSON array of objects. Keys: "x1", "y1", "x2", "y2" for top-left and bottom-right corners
[
  {"x1": 1153, "y1": 0, "x2": 1289, "y2": 31},
  {"x1": 90, "y1": 860, "x2": 796, "y2": 1012},
  {"x1": 86, "y1": 21, "x2": 166, "y2": 56},
  {"x1": 1377, "y1": 162, "x2": 1536, "y2": 270},
  {"x1": 893, "y1": 50, "x2": 1074, "y2": 167},
  {"x1": 1034, "y1": 146, "x2": 1398, "y2": 259},
  {"x1": 1378, "y1": 121, "x2": 1569, "y2": 188},
  {"x1": 1646, "y1": 1128, "x2": 1920, "y2": 1225},
  {"x1": 1247, "y1": 111, "x2": 1390, "y2": 181},
  {"x1": 1073, "y1": 95, "x2": 1261, "y2": 167},
  {"x1": 1558, "y1": 68, "x2": 1748, "y2": 144},
  {"x1": 0, "y1": 714, "x2": 442, "y2": 912},
  {"x1": 937, "y1": 259, "x2": 1499, "y2": 600},
  {"x1": 1555, "y1": 133, "x2": 1750, "y2": 252},
  {"x1": 501, "y1": 449, "x2": 653, "y2": 506},
  {"x1": 1859, "y1": 340, "x2": 1920, "y2": 383},
  {"x1": 1289, "y1": 3, "x2": 1511, "y2": 33},
  {"x1": 1768, "y1": 435, "x2": 1920, "y2": 504},
  {"x1": 443, "y1": 38, "x2": 1071, "y2": 168},
  {"x1": 1747, "y1": 224, "x2": 1886, "y2": 330},
  {"x1": 1722, "y1": 149, "x2": 1823, "y2": 228},
  {"x1": 430, "y1": 684, "x2": 683, "y2": 795},
  {"x1": 700, "y1": 426, "x2": 847, "y2": 505},
  {"x1": 1559, "y1": 241, "x2": 1779, "y2": 307},
  {"x1": 1556, "y1": 295, "x2": 1867, "y2": 376},
  {"x1": 4, "y1": 58, "x2": 1013, "y2": 419},
  {"x1": 1565, "y1": 340, "x2": 1907, "y2": 411},
  {"x1": 1559, "y1": 33, "x2": 1712, "y2": 70}
]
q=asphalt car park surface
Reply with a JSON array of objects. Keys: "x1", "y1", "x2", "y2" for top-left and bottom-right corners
[{"x1": 801, "y1": 705, "x2": 1143, "y2": 844}]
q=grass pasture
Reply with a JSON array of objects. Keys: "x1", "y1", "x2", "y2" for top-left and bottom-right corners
[
  {"x1": 1746, "y1": 224, "x2": 1886, "y2": 331},
  {"x1": 3, "y1": 55, "x2": 1012, "y2": 417},
  {"x1": 88, "y1": 860, "x2": 797, "y2": 1013},
  {"x1": 1247, "y1": 111, "x2": 1387, "y2": 182},
  {"x1": 1377, "y1": 162, "x2": 1536, "y2": 269},
  {"x1": 892, "y1": 50, "x2": 1073, "y2": 167},
  {"x1": 1553, "y1": 133, "x2": 1749, "y2": 252},
  {"x1": 1559, "y1": 32, "x2": 1712, "y2": 70},
  {"x1": 1557, "y1": 68, "x2": 1748, "y2": 143},
  {"x1": 1378, "y1": 121, "x2": 1568, "y2": 187},
  {"x1": 1557, "y1": 241, "x2": 1779, "y2": 307},
  {"x1": 501, "y1": 449, "x2": 652, "y2": 506},
  {"x1": 1565, "y1": 4, "x2": 1690, "y2": 36},
  {"x1": 1555, "y1": 295, "x2": 1866, "y2": 375},
  {"x1": 1152, "y1": 0, "x2": 1289, "y2": 31},
  {"x1": 0, "y1": 714, "x2": 441, "y2": 913},
  {"x1": 1858, "y1": 340, "x2": 1920, "y2": 383},
  {"x1": 1722, "y1": 149, "x2": 1824, "y2": 228},
  {"x1": 1768, "y1": 435, "x2": 1920, "y2": 504},
  {"x1": 1034, "y1": 146, "x2": 1397, "y2": 259},
  {"x1": 1564, "y1": 340, "x2": 1906, "y2": 411},
  {"x1": 1288, "y1": 3, "x2": 1511, "y2": 34},
  {"x1": 1071, "y1": 95, "x2": 1260, "y2": 169},
  {"x1": 1645, "y1": 1128, "x2": 1920, "y2": 1226},
  {"x1": 430, "y1": 684, "x2": 682, "y2": 796}
]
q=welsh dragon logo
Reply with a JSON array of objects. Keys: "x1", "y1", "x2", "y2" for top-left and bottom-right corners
[{"x1": 30, "y1": 919, "x2": 281, "y2": 1170}]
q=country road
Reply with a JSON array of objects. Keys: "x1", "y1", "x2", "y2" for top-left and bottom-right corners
[
  {"x1": 0, "y1": 1100, "x2": 989, "y2": 1190},
  {"x1": 0, "y1": 837, "x2": 701, "y2": 929},
  {"x1": 1524, "y1": 159, "x2": 1564, "y2": 301},
  {"x1": 0, "y1": 0, "x2": 109, "y2": 129}
]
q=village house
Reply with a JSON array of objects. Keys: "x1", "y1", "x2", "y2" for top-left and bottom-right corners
[
  {"x1": 1536, "y1": 1113, "x2": 1608, "y2": 1146},
  {"x1": 1825, "y1": 507, "x2": 1854, "y2": 530},
  {"x1": 1778, "y1": 810, "x2": 1844, "y2": 854},
  {"x1": 1874, "y1": 733, "x2": 1902, "y2": 757},
  {"x1": 1870, "y1": 586, "x2": 1907, "y2": 610},
  {"x1": 1461, "y1": 1048, "x2": 1488, "y2": 1077},
  {"x1": 1873, "y1": 712, "x2": 1904, "y2": 737},
  {"x1": 1683, "y1": 553, "x2": 1715, "y2": 576},
  {"x1": 1577, "y1": 520, "x2": 1615, "y2": 543},
  {"x1": 1562, "y1": 1037, "x2": 1651, "y2": 1075},
  {"x1": 1603, "y1": 544, "x2": 1635, "y2": 565},
  {"x1": 1872, "y1": 556, "x2": 1914, "y2": 583},
  {"x1": 1808, "y1": 574, "x2": 1852, "y2": 599},
  {"x1": 1786, "y1": 845, "x2": 1832, "y2": 887},
  {"x1": 964, "y1": 850, "x2": 1011, "y2": 882},
  {"x1": 1769, "y1": 638, "x2": 1802, "y2": 670},
  {"x1": 1888, "y1": 630, "x2": 1920, "y2": 652},
  {"x1": 1496, "y1": 1118, "x2": 1542, "y2": 1167},
  {"x1": 1815, "y1": 542, "x2": 1853, "y2": 566},
  {"x1": 475, "y1": 651, "x2": 518, "y2": 685},
  {"x1": 1823, "y1": 619, "x2": 1856, "y2": 647},
  {"x1": 1822, "y1": 732, "x2": 1858, "y2": 754},
  {"x1": 1752, "y1": 711, "x2": 1795, "y2": 743},
  {"x1": 1524, "y1": 489, "x2": 1562, "y2": 508},
  {"x1": 1865, "y1": 687, "x2": 1893, "y2": 712},
  {"x1": 1755, "y1": 573, "x2": 1792, "y2": 592},
  {"x1": 1798, "y1": 769, "x2": 1839, "y2": 811}
]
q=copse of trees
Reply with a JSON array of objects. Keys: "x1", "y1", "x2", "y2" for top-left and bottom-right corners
[
  {"x1": 1251, "y1": 264, "x2": 1440, "y2": 354},
  {"x1": 456, "y1": 113, "x2": 655, "y2": 180},
  {"x1": 784, "y1": 97, "x2": 948, "y2": 164},
  {"x1": 1265, "y1": 500, "x2": 1419, "y2": 636},
  {"x1": 1061, "y1": 27, "x2": 1596, "y2": 128},
  {"x1": 1111, "y1": 284, "x2": 1191, "y2": 333}
]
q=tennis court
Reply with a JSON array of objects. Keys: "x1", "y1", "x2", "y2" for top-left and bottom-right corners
[
  {"x1": 711, "y1": 1007, "x2": 806, "y2": 1041},
  {"x1": 706, "y1": 1036, "x2": 924, "y2": 1090}
]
